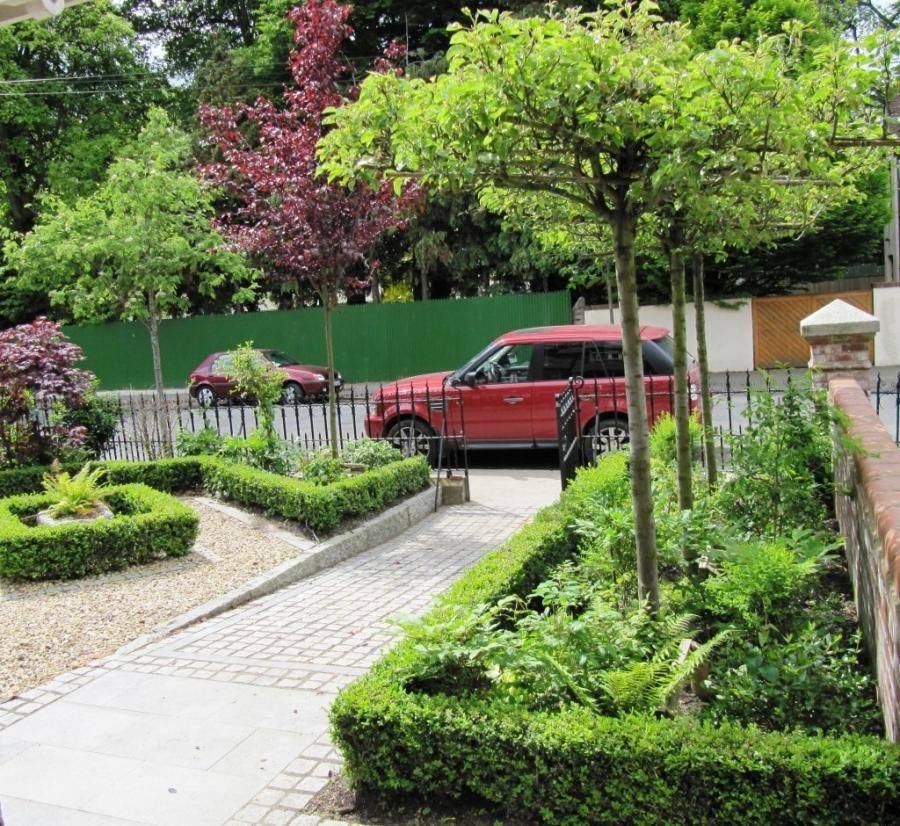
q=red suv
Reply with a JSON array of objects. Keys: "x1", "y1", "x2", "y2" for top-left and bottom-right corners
[
  {"x1": 366, "y1": 325, "x2": 681, "y2": 459},
  {"x1": 189, "y1": 350, "x2": 343, "y2": 406}
]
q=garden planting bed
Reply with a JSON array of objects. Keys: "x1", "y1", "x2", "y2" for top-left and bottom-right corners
[
  {"x1": 0, "y1": 453, "x2": 431, "y2": 700},
  {"x1": 327, "y1": 387, "x2": 900, "y2": 825},
  {"x1": 0, "y1": 496, "x2": 308, "y2": 700}
]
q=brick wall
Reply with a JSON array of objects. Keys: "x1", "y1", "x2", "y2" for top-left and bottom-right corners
[{"x1": 830, "y1": 379, "x2": 900, "y2": 741}]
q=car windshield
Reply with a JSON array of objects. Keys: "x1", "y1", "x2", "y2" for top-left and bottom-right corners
[
  {"x1": 452, "y1": 342, "x2": 500, "y2": 380},
  {"x1": 265, "y1": 350, "x2": 298, "y2": 367}
]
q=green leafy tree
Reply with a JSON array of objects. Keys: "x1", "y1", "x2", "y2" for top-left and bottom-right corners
[
  {"x1": 7, "y1": 109, "x2": 256, "y2": 437},
  {"x1": 321, "y1": 3, "x2": 884, "y2": 610},
  {"x1": 0, "y1": 1, "x2": 169, "y2": 327}
]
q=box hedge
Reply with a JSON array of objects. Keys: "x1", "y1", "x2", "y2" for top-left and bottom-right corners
[
  {"x1": 329, "y1": 456, "x2": 900, "y2": 825},
  {"x1": 0, "y1": 455, "x2": 431, "y2": 537},
  {"x1": 0, "y1": 483, "x2": 198, "y2": 581},
  {"x1": 203, "y1": 455, "x2": 430, "y2": 533},
  {"x1": 0, "y1": 457, "x2": 207, "y2": 498}
]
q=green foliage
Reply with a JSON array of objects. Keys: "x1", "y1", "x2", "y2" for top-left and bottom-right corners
[
  {"x1": 203, "y1": 455, "x2": 430, "y2": 533},
  {"x1": 0, "y1": 454, "x2": 428, "y2": 535},
  {"x1": 9, "y1": 108, "x2": 255, "y2": 330},
  {"x1": 678, "y1": 0, "x2": 829, "y2": 49},
  {"x1": 41, "y1": 463, "x2": 107, "y2": 519},
  {"x1": 718, "y1": 376, "x2": 841, "y2": 538},
  {"x1": 328, "y1": 428, "x2": 893, "y2": 820},
  {"x1": 332, "y1": 678, "x2": 900, "y2": 825},
  {"x1": 0, "y1": 483, "x2": 197, "y2": 581},
  {"x1": 703, "y1": 532, "x2": 837, "y2": 626},
  {"x1": 340, "y1": 438, "x2": 402, "y2": 469},
  {"x1": 300, "y1": 452, "x2": 346, "y2": 486},
  {"x1": 52, "y1": 394, "x2": 120, "y2": 459},
  {"x1": 649, "y1": 411, "x2": 701, "y2": 464},
  {"x1": 99, "y1": 458, "x2": 208, "y2": 492},
  {"x1": 706, "y1": 599, "x2": 883, "y2": 736},
  {"x1": 219, "y1": 432, "x2": 298, "y2": 476},
  {"x1": 224, "y1": 343, "x2": 285, "y2": 442},
  {"x1": 7, "y1": 108, "x2": 256, "y2": 399},
  {"x1": 176, "y1": 425, "x2": 224, "y2": 457},
  {"x1": 380, "y1": 282, "x2": 414, "y2": 303}
]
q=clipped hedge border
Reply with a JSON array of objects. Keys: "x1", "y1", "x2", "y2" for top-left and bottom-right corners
[
  {"x1": 203, "y1": 456, "x2": 431, "y2": 534},
  {"x1": 0, "y1": 457, "x2": 206, "y2": 498},
  {"x1": 329, "y1": 456, "x2": 900, "y2": 825},
  {"x1": 0, "y1": 455, "x2": 431, "y2": 536},
  {"x1": 0, "y1": 483, "x2": 198, "y2": 581}
]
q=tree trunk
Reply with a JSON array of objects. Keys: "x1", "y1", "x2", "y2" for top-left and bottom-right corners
[
  {"x1": 323, "y1": 297, "x2": 340, "y2": 458},
  {"x1": 668, "y1": 227, "x2": 693, "y2": 513},
  {"x1": 420, "y1": 266, "x2": 430, "y2": 301},
  {"x1": 604, "y1": 265, "x2": 616, "y2": 324},
  {"x1": 371, "y1": 272, "x2": 382, "y2": 304},
  {"x1": 692, "y1": 254, "x2": 717, "y2": 486},
  {"x1": 145, "y1": 309, "x2": 172, "y2": 457},
  {"x1": 612, "y1": 214, "x2": 660, "y2": 614}
]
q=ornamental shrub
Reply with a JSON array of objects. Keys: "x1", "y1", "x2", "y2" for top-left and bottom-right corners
[
  {"x1": 175, "y1": 424, "x2": 223, "y2": 457},
  {"x1": 52, "y1": 393, "x2": 120, "y2": 459},
  {"x1": 0, "y1": 318, "x2": 96, "y2": 467},
  {"x1": 0, "y1": 455, "x2": 429, "y2": 534},
  {"x1": 301, "y1": 452, "x2": 346, "y2": 485},
  {"x1": 340, "y1": 438, "x2": 402, "y2": 469}
]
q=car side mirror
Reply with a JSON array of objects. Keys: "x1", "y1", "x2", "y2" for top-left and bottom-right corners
[{"x1": 464, "y1": 371, "x2": 483, "y2": 386}]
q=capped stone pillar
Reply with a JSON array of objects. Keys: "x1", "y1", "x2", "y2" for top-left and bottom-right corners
[{"x1": 800, "y1": 299, "x2": 880, "y2": 393}]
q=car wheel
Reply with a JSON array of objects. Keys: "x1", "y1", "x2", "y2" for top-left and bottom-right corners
[
  {"x1": 195, "y1": 385, "x2": 217, "y2": 408},
  {"x1": 584, "y1": 416, "x2": 629, "y2": 463},
  {"x1": 281, "y1": 381, "x2": 305, "y2": 406},
  {"x1": 386, "y1": 418, "x2": 436, "y2": 463}
]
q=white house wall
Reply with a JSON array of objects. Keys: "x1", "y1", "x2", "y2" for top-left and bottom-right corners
[
  {"x1": 584, "y1": 301, "x2": 754, "y2": 373},
  {"x1": 874, "y1": 285, "x2": 900, "y2": 367}
]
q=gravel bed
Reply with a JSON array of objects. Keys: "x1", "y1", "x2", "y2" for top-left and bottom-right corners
[{"x1": 0, "y1": 497, "x2": 309, "y2": 701}]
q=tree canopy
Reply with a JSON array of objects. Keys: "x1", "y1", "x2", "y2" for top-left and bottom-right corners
[
  {"x1": 7, "y1": 108, "x2": 255, "y2": 409},
  {"x1": 320, "y1": 0, "x2": 888, "y2": 609}
]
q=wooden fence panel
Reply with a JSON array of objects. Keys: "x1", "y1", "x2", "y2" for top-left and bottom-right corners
[{"x1": 752, "y1": 290, "x2": 874, "y2": 368}]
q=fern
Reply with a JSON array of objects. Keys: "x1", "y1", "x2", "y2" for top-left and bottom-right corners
[{"x1": 41, "y1": 462, "x2": 107, "y2": 518}]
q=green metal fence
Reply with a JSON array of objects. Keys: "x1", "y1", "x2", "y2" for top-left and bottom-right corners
[{"x1": 64, "y1": 291, "x2": 572, "y2": 390}]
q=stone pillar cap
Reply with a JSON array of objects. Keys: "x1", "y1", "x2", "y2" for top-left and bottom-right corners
[{"x1": 800, "y1": 299, "x2": 880, "y2": 338}]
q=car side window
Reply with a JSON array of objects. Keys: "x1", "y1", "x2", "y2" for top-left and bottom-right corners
[
  {"x1": 212, "y1": 356, "x2": 234, "y2": 375},
  {"x1": 475, "y1": 344, "x2": 534, "y2": 384},
  {"x1": 540, "y1": 343, "x2": 584, "y2": 381},
  {"x1": 582, "y1": 341, "x2": 661, "y2": 379},
  {"x1": 584, "y1": 342, "x2": 623, "y2": 378}
]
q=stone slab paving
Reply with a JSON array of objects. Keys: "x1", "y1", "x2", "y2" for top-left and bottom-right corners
[{"x1": 0, "y1": 469, "x2": 559, "y2": 826}]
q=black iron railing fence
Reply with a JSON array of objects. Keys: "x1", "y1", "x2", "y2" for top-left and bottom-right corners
[
  {"x1": 11, "y1": 370, "x2": 899, "y2": 474},
  {"x1": 556, "y1": 370, "x2": 900, "y2": 486}
]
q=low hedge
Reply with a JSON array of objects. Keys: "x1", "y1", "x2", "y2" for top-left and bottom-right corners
[
  {"x1": 204, "y1": 456, "x2": 431, "y2": 533},
  {"x1": 0, "y1": 457, "x2": 207, "y2": 498},
  {"x1": 0, "y1": 483, "x2": 198, "y2": 581},
  {"x1": 0, "y1": 455, "x2": 430, "y2": 535},
  {"x1": 330, "y1": 456, "x2": 900, "y2": 825}
]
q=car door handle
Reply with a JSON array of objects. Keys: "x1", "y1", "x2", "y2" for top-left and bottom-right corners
[{"x1": 503, "y1": 396, "x2": 525, "y2": 405}]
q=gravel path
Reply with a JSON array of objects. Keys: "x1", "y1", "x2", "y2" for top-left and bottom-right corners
[{"x1": 0, "y1": 498, "x2": 308, "y2": 701}]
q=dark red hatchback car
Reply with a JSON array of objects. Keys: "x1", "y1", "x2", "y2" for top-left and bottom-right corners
[
  {"x1": 366, "y1": 325, "x2": 683, "y2": 459},
  {"x1": 189, "y1": 350, "x2": 343, "y2": 406}
]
